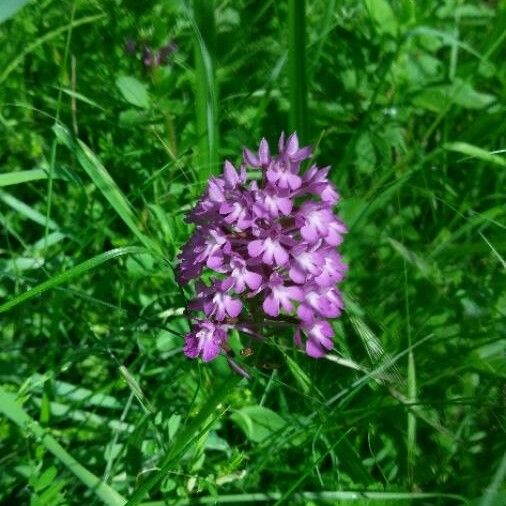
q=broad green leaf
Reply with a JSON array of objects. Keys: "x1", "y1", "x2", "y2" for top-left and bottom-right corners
[
  {"x1": 0, "y1": 0, "x2": 31, "y2": 24},
  {"x1": 288, "y1": 0, "x2": 308, "y2": 141},
  {"x1": 444, "y1": 142, "x2": 506, "y2": 168},
  {"x1": 231, "y1": 406, "x2": 286, "y2": 443},
  {"x1": 414, "y1": 80, "x2": 496, "y2": 111},
  {"x1": 189, "y1": 1, "x2": 219, "y2": 180},
  {"x1": 115, "y1": 76, "x2": 150, "y2": 109},
  {"x1": 33, "y1": 467, "x2": 57, "y2": 492},
  {"x1": 0, "y1": 386, "x2": 127, "y2": 506},
  {"x1": 355, "y1": 132, "x2": 376, "y2": 174},
  {"x1": 364, "y1": 0, "x2": 398, "y2": 36},
  {"x1": 0, "y1": 246, "x2": 146, "y2": 313}
]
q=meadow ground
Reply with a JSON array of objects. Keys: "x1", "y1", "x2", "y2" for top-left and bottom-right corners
[{"x1": 0, "y1": 1, "x2": 505, "y2": 505}]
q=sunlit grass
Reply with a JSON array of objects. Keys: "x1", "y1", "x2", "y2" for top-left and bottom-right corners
[{"x1": 0, "y1": 1, "x2": 504, "y2": 505}]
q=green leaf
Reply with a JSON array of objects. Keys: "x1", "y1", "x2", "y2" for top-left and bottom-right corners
[
  {"x1": 0, "y1": 246, "x2": 146, "y2": 313},
  {"x1": 0, "y1": 169, "x2": 61, "y2": 187},
  {"x1": 0, "y1": 386, "x2": 127, "y2": 505},
  {"x1": 0, "y1": 0, "x2": 31, "y2": 24},
  {"x1": 231, "y1": 406, "x2": 286, "y2": 443},
  {"x1": 0, "y1": 190, "x2": 59, "y2": 230},
  {"x1": 364, "y1": 0, "x2": 398, "y2": 36},
  {"x1": 0, "y1": 256, "x2": 44, "y2": 273},
  {"x1": 33, "y1": 466, "x2": 58, "y2": 492},
  {"x1": 444, "y1": 142, "x2": 506, "y2": 168},
  {"x1": 116, "y1": 75, "x2": 150, "y2": 109},
  {"x1": 355, "y1": 132, "x2": 376, "y2": 174},
  {"x1": 414, "y1": 80, "x2": 496, "y2": 111}
]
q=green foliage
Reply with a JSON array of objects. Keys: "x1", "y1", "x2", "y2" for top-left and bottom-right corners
[{"x1": 0, "y1": 0, "x2": 504, "y2": 504}]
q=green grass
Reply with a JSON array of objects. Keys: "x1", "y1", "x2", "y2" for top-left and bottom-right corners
[{"x1": 0, "y1": 1, "x2": 505, "y2": 505}]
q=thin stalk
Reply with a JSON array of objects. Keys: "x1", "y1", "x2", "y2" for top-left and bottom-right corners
[{"x1": 288, "y1": 0, "x2": 308, "y2": 142}]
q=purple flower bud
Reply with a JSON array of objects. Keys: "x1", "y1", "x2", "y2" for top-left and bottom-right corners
[{"x1": 178, "y1": 132, "x2": 347, "y2": 363}]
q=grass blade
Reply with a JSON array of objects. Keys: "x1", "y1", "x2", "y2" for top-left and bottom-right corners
[
  {"x1": 0, "y1": 190, "x2": 59, "y2": 230},
  {"x1": 190, "y1": 0, "x2": 219, "y2": 180},
  {"x1": 141, "y1": 490, "x2": 466, "y2": 504},
  {"x1": 53, "y1": 123, "x2": 160, "y2": 254},
  {"x1": 0, "y1": 246, "x2": 146, "y2": 313},
  {"x1": 444, "y1": 142, "x2": 506, "y2": 167},
  {"x1": 0, "y1": 169, "x2": 63, "y2": 187},
  {"x1": 407, "y1": 350, "x2": 417, "y2": 486},
  {"x1": 288, "y1": 0, "x2": 308, "y2": 142},
  {"x1": 0, "y1": 386, "x2": 127, "y2": 506}
]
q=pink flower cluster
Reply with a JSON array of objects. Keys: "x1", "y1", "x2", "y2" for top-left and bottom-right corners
[{"x1": 178, "y1": 133, "x2": 347, "y2": 361}]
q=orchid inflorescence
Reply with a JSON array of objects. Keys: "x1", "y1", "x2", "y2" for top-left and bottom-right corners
[{"x1": 177, "y1": 133, "x2": 347, "y2": 362}]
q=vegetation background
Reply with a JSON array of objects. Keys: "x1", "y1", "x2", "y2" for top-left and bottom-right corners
[{"x1": 0, "y1": 0, "x2": 504, "y2": 504}]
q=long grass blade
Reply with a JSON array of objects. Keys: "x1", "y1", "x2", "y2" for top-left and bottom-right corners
[
  {"x1": 141, "y1": 490, "x2": 466, "y2": 505},
  {"x1": 0, "y1": 169, "x2": 64, "y2": 187},
  {"x1": 444, "y1": 142, "x2": 506, "y2": 167},
  {"x1": 288, "y1": 0, "x2": 308, "y2": 142},
  {"x1": 0, "y1": 246, "x2": 146, "y2": 313},
  {"x1": 189, "y1": 0, "x2": 219, "y2": 180},
  {"x1": 0, "y1": 190, "x2": 59, "y2": 230}
]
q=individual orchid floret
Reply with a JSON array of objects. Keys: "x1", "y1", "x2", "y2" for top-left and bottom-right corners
[
  {"x1": 302, "y1": 165, "x2": 340, "y2": 204},
  {"x1": 262, "y1": 273, "x2": 304, "y2": 317},
  {"x1": 226, "y1": 255, "x2": 263, "y2": 294},
  {"x1": 177, "y1": 132, "x2": 347, "y2": 364},
  {"x1": 288, "y1": 243, "x2": 324, "y2": 284},
  {"x1": 295, "y1": 320, "x2": 335, "y2": 358},
  {"x1": 243, "y1": 138, "x2": 271, "y2": 168},
  {"x1": 190, "y1": 280, "x2": 242, "y2": 321},
  {"x1": 183, "y1": 320, "x2": 229, "y2": 362},
  {"x1": 247, "y1": 225, "x2": 292, "y2": 266}
]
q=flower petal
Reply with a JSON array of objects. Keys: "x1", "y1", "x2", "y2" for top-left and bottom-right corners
[
  {"x1": 226, "y1": 297, "x2": 242, "y2": 318},
  {"x1": 248, "y1": 240, "x2": 263, "y2": 257},
  {"x1": 263, "y1": 294, "x2": 280, "y2": 317},
  {"x1": 244, "y1": 270, "x2": 262, "y2": 290}
]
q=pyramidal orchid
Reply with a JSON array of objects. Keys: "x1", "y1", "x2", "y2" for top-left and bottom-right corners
[{"x1": 178, "y1": 133, "x2": 347, "y2": 361}]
